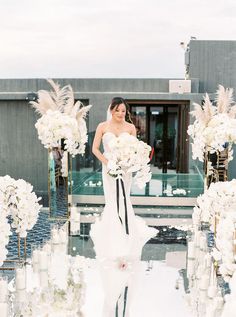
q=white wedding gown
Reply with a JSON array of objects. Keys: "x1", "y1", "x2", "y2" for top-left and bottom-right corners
[
  {"x1": 90, "y1": 132, "x2": 157, "y2": 316},
  {"x1": 90, "y1": 132, "x2": 157, "y2": 262}
]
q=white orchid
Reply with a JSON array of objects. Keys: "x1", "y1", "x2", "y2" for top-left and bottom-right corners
[{"x1": 106, "y1": 134, "x2": 152, "y2": 188}]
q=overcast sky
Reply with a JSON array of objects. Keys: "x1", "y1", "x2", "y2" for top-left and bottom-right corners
[{"x1": 0, "y1": 0, "x2": 235, "y2": 78}]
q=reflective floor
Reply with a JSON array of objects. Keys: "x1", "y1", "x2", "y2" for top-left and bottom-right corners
[
  {"x1": 82, "y1": 259, "x2": 192, "y2": 317},
  {"x1": 3, "y1": 208, "x2": 193, "y2": 316}
]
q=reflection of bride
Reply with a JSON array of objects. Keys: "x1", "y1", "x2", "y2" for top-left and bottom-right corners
[{"x1": 90, "y1": 97, "x2": 157, "y2": 316}]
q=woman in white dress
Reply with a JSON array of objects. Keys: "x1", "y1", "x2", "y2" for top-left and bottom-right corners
[
  {"x1": 90, "y1": 97, "x2": 157, "y2": 316},
  {"x1": 91, "y1": 97, "x2": 157, "y2": 260}
]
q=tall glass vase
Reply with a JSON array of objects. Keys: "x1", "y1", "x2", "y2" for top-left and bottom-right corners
[{"x1": 48, "y1": 147, "x2": 69, "y2": 219}]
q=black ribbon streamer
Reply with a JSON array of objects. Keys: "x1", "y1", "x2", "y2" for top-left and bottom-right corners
[
  {"x1": 116, "y1": 178, "x2": 129, "y2": 235},
  {"x1": 116, "y1": 286, "x2": 129, "y2": 317}
]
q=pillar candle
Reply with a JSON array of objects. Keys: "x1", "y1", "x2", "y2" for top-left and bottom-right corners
[
  {"x1": 0, "y1": 303, "x2": 8, "y2": 317},
  {"x1": 208, "y1": 285, "x2": 217, "y2": 298},
  {"x1": 52, "y1": 229, "x2": 60, "y2": 244},
  {"x1": 187, "y1": 241, "x2": 195, "y2": 259},
  {"x1": 187, "y1": 259, "x2": 195, "y2": 278},
  {"x1": 59, "y1": 228, "x2": 67, "y2": 244},
  {"x1": 32, "y1": 249, "x2": 40, "y2": 273},
  {"x1": 39, "y1": 250, "x2": 48, "y2": 271},
  {"x1": 200, "y1": 235, "x2": 207, "y2": 251},
  {"x1": 39, "y1": 270, "x2": 48, "y2": 289},
  {"x1": 200, "y1": 274, "x2": 210, "y2": 290},
  {"x1": 15, "y1": 267, "x2": 26, "y2": 291},
  {"x1": 0, "y1": 279, "x2": 8, "y2": 303},
  {"x1": 16, "y1": 289, "x2": 26, "y2": 302}
]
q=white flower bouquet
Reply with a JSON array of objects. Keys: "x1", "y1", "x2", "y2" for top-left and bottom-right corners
[
  {"x1": 192, "y1": 179, "x2": 236, "y2": 226},
  {"x1": 0, "y1": 175, "x2": 42, "y2": 238},
  {"x1": 106, "y1": 133, "x2": 152, "y2": 188},
  {"x1": 188, "y1": 85, "x2": 236, "y2": 162},
  {"x1": 30, "y1": 79, "x2": 92, "y2": 157}
]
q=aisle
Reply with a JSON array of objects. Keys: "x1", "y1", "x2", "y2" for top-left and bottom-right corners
[{"x1": 82, "y1": 260, "x2": 192, "y2": 317}]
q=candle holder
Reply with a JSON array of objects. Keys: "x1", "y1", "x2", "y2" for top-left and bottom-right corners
[{"x1": 69, "y1": 205, "x2": 81, "y2": 236}]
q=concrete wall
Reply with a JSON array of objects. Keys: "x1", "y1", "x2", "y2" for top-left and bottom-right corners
[
  {"x1": 188, "y1": 40, "x2": 236, "y2": 93},
  {"x1": 0, "y1": 100, "x2": 47, "y2": 194}
]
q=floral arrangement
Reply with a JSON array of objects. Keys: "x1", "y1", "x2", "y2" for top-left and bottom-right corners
[
  {"x1": 30, "y1": 79, "x2": 92, "y2": 157},
  {"x1": 191, "y1": 179, "x2": 236, "y2": 281},
  {"x1": 106, "y1": 133, "x2": 152, "y2": 188},
  {"x1": 192, "y1": 179, "x2": 236, "y2": 226},
  {"x1": 0, "y1": 175, "x2": 42, "y2": 265},
  {"x1": 187, "y1": 85, "x2": 236, "y2": 162},
  {"x1": 17, "y1": 255, "x2": 86, "y2": 317},
  {"x1": 211, "y1": 215, "x2": 236, "y2": 281}
]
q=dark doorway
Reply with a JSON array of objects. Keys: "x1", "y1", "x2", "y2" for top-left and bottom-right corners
[{"x1": 129, "y1": 101, "x2": 189, "y2": 173}]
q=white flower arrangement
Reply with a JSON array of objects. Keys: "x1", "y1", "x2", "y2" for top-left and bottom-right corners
[
  {"x1": 192, "y1": 179, "x2": 236, "y2": 227},
  {"x1": 30, "y1": 79, "x2": 92, "y2": 157},
  {"x1": 106, "y1": 133, "x2": 152, "y2": 188},
  {"x1": 191, "y1": 179, "x2": 236, "y2": 281},
  {"x1": 0, "y1": 175, "x2": 42, "y2": 265},
  {"x1": 18, "y1": 255, "x2": 86, "y2": 317},
  {"x1": 212, "y1": 214, "x2": 236, "y2": 281},
  {"x1": 188, "y1": 85, "x2": 236, "y2": 162}
]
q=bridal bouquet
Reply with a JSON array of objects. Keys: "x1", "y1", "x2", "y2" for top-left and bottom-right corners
[
  {"x1": 30, "y1": 79, "x2": 92, "y2": 157},
  {"x1": 106, "y1": 133, "x2": 152, "y2": 188},
  {"x1": 187, "y1": 85, "x2": 236, "y2": 162}
]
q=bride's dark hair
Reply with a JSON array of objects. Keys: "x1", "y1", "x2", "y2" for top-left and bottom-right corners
[{"x1": 110, "y1": 97, "x2": 133, "y2": 123}]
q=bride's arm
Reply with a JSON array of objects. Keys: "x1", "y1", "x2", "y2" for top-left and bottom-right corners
[{"x1": 92, "y1": 123, "x2": 108, "y2": 165}]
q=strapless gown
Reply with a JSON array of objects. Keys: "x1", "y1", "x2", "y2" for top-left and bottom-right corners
[{"x1": 90, "y1": 132, "x2": 157, "y2": 261}]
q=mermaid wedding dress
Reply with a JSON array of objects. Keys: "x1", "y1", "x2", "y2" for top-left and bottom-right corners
[{"x1": 90, "y1": 132, "x2": 157, "y2": 316}]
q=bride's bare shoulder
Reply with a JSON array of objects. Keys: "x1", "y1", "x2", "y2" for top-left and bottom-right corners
[
  {"x1": 125, "y1": 122, "x2": 136, "y2": 130},
  {"x1": 97, "y1": 121, "x2": 108, "y2": 132}
]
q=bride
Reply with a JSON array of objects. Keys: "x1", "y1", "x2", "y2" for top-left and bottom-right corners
[
  {"x1": 91, "y1": 97, "x2": 157, "y2": 261},
  {"x1": 90, "y1": 97, "x2": 157, "y2": 316}
]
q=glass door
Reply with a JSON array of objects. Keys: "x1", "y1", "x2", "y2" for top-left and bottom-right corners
[{"x1": 150, "y1": 106, "x2": 178, "y2": 173}]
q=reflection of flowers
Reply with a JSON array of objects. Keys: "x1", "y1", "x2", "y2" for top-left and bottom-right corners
[
  {"x1": 30, "y1": 79, "x2": 92, "y2": 157},
  {"x1": 106, "y1": 134, "x2": 152, "y2": 188},
  {"x1": 188, "y1": 85, "x2": 236, "y2": 162},
  {"x1": 18, "y1": 255, "x2": 86, "y2": 317}
]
